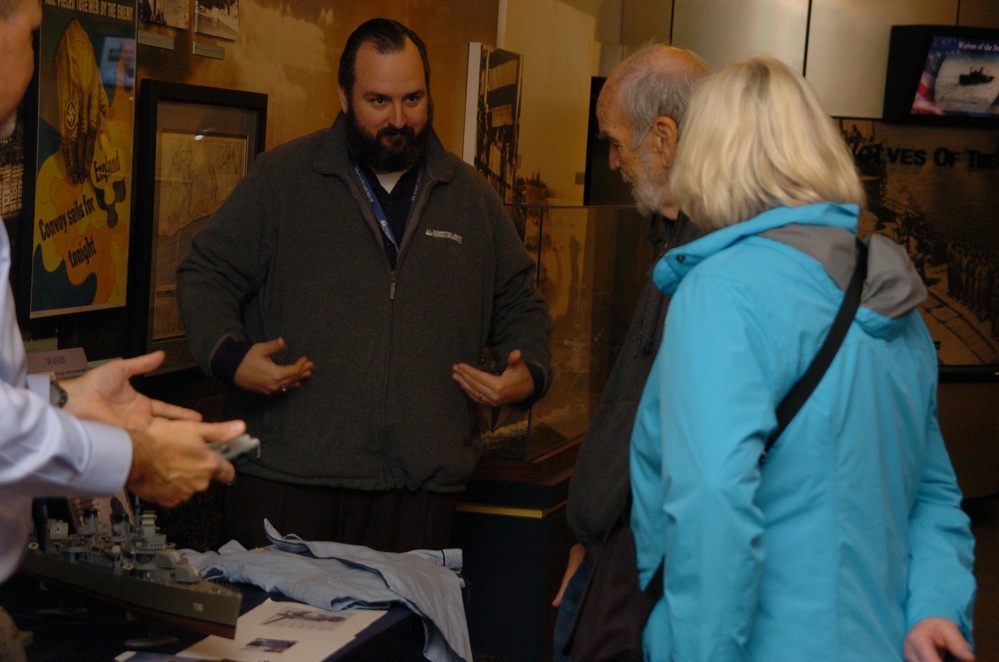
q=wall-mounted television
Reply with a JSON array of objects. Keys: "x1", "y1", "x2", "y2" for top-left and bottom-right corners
[{"x1": 883, "y1": 25, "x2": 999, "y2": 127}]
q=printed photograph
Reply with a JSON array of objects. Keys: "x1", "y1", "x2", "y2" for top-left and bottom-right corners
[
  {"x1": 195, "y1": 0, "x2": 239, "y2": 40},
  {"x1": 841, "y1": 118, "x2": 999, "y2": 366},
  {"x1": 243, "y1": 637, "x2": 296, "y2": 653},
  {"x1": 140, "y1": 0, "x2": 190, "y2": 30},
  {"x1": 262, "y1": 608, "x2": 347, "y2": 630}
]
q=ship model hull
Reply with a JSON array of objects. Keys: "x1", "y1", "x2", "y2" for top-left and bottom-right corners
[{"x1": 21, "y1": 546, "x2": 241, "y2": 639}]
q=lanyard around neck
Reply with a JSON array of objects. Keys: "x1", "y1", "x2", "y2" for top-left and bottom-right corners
[{"x1": 351, "y1": 158, "x2": 422, "y2": 250}]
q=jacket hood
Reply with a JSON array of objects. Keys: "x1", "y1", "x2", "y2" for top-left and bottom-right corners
[{"x1": 654, "y1": 203, "x2": 928, "y2": 340}]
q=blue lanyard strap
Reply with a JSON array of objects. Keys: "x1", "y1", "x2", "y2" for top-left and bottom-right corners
[{"x1": 351, "y1": 158, "x2": 422, "y2": 250}]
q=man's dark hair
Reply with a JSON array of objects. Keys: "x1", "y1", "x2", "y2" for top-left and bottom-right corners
[{"x1": 338, "y1": 18, "x2": 431, "y2": 96}]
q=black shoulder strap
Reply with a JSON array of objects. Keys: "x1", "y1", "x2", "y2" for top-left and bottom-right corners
[
  {"x1": 644, "y1": 555, "x2": 665, "y2": 600},
  {"x1": 762, "y1": 237, "x2": 868, "y2": 462},
  {"x1": 592, "y1": 238, "x2": 867, "y2": 614},
  {"x1": 620, "y1": 493, "x2": 664, "y2": 601}
]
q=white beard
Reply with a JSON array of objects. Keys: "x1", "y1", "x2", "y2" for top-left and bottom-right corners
[
  {"x1": 631, "y1": 170, "x2": 670, "y2": 218},
  {"x1": 631, "y1": 147, "x2": 672, "y2": 217}
]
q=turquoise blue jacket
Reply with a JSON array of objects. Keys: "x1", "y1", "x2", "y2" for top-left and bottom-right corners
[{"x1": 630, "y1": 203, "x2": 975, "y2": 660}]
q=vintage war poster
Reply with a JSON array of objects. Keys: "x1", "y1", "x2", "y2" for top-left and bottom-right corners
[{"x1": 32, "y1": 0, "x2": 136, "y2": 317}]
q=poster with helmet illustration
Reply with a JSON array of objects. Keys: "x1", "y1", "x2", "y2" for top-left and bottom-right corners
[{"x1": 31, "y1": 0, "x2": 136, "y2": 318}]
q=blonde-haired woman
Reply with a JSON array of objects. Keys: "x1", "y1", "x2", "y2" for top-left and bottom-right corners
[{"x1": 629, "y1": 56, "x2": 975, "y2": 661}]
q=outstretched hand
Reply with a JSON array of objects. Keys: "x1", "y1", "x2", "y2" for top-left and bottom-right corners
[
  {"x1": 234, "y1": 337, "x2": 315, "y2": 396},
  {"x1": 127, "y1": 418, "x2": 244, "y2": 508},
  {"x1": 62, "y1": 350, "x2": 202, "y2": 429},
  {"x1": 452, "y1": 349, "x2": 534, "y2": 407},
  {"x1": 903, "y1": 617, "x2": 975, "y2": 662},
  {"x1": 58, "y1": 350, "x2": 246, "y2": 509}
]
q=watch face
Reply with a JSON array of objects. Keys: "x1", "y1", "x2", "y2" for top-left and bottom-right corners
[{"x1": 50, "y1": 379, "x2": 68, "y2": 408}]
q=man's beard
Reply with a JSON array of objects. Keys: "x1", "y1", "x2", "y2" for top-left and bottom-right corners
[
  {"x1": 631, "y1": 177, "x2": 661, "y2": 217},
  {"x1": 345, "y1": 107, "x2": 431, "y2": 173},
  {"x1": 630, "y1": 146, "x2": 670, "y2": 217}
]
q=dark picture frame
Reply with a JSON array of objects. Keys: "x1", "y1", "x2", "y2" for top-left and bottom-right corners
[
  {"x1": 883, "y1": 24, "x2": 999, "y2": 129},
  {"x1": 29, "y1": 6, "x2": 137, "y2": 320},
  {"x1": 129, "y1": 80, "x2": 266, "y2": 373}
]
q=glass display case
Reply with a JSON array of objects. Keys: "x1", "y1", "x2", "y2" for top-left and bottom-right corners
[{"x1": 479, "y1": 203, "x2": 660, "y2": 462}]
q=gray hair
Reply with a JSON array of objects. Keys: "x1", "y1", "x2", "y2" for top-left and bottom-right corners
[{"x1": 608, "y1": 45, "x2": 711, "y2": 148}]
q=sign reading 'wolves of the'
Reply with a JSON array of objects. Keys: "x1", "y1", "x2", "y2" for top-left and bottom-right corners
[{"x1": 841, "y1": 118, "x2": 999, "y2": 366}]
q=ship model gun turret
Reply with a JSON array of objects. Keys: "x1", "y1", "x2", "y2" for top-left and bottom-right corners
[{"x1": 22, "y1": 498, "x2": 241, "y2": 637}]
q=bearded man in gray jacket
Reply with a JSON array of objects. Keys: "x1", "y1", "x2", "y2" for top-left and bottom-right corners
[{"x1": 177, "y1": 18, "x2": 551, "y2": 553}]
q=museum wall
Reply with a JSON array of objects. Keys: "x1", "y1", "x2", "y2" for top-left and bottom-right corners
[
  {"x1": 11, "y1": 0, "x2": 502, "y2": 370},
  {"x1": 500, "y1": 0, "x2": 595, "y2": 204},
  {"x1": 136, "y1": 0, "x2": 500, "y2": 155},
  {"x1": 9, "y1": 0, "x2": 999, "y2": 543}
]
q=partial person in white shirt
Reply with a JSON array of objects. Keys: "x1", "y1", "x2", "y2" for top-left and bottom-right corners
[{"x1": 0, "y1": 6, "x2": 246, "y2": 655}]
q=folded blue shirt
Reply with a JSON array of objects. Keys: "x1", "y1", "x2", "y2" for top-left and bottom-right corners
[{"x1": 183, "y1": 519, "x2": 470, "y2": 662}]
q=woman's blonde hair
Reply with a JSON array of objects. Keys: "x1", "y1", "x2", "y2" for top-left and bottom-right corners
[{"x1": 670, "y1": 55, "x2": 865, "y2": 230}]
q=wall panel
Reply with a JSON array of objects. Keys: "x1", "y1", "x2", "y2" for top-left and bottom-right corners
[
  {"x1": 958, "y1": 0, "x2": 999, "y2": 29},
  {"x1": 806, "y1": 0, "x2": 957, "y2": 119},
  {"x1": 503, "y1": 0, "x2": 595, "y2": 202},
  {"x1": 671, "y1": 0, "x2": 808, "y2": 72},
  {"x1": 621, "y1": 0, "x2": 671, "y2": 46}
]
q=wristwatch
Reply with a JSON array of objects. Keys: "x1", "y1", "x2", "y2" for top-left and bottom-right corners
[{"x1": 49, "y1": 377, "x2": 68, "y2": 408}]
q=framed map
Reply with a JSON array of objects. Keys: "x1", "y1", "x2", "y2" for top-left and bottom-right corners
[
  {"x1": 153, "y1": 130, "x2": 246, "y2": 342},
  {"x1": 130, "y1": 81, "x2": 266, "y2": 372}
]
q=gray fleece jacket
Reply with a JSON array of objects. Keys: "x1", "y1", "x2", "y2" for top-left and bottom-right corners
[{"x1": 177, "y1": 113, "x2": 552, "y2": 492}]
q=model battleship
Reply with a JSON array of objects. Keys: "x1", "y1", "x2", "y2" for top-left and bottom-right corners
[{"x1": 21, "y1": 503, "x2": 241, "y2": 638}]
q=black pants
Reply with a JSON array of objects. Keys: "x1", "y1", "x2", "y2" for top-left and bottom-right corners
[{"x1": 223, "y1": 473, "x2": 461, "y2": 553}]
